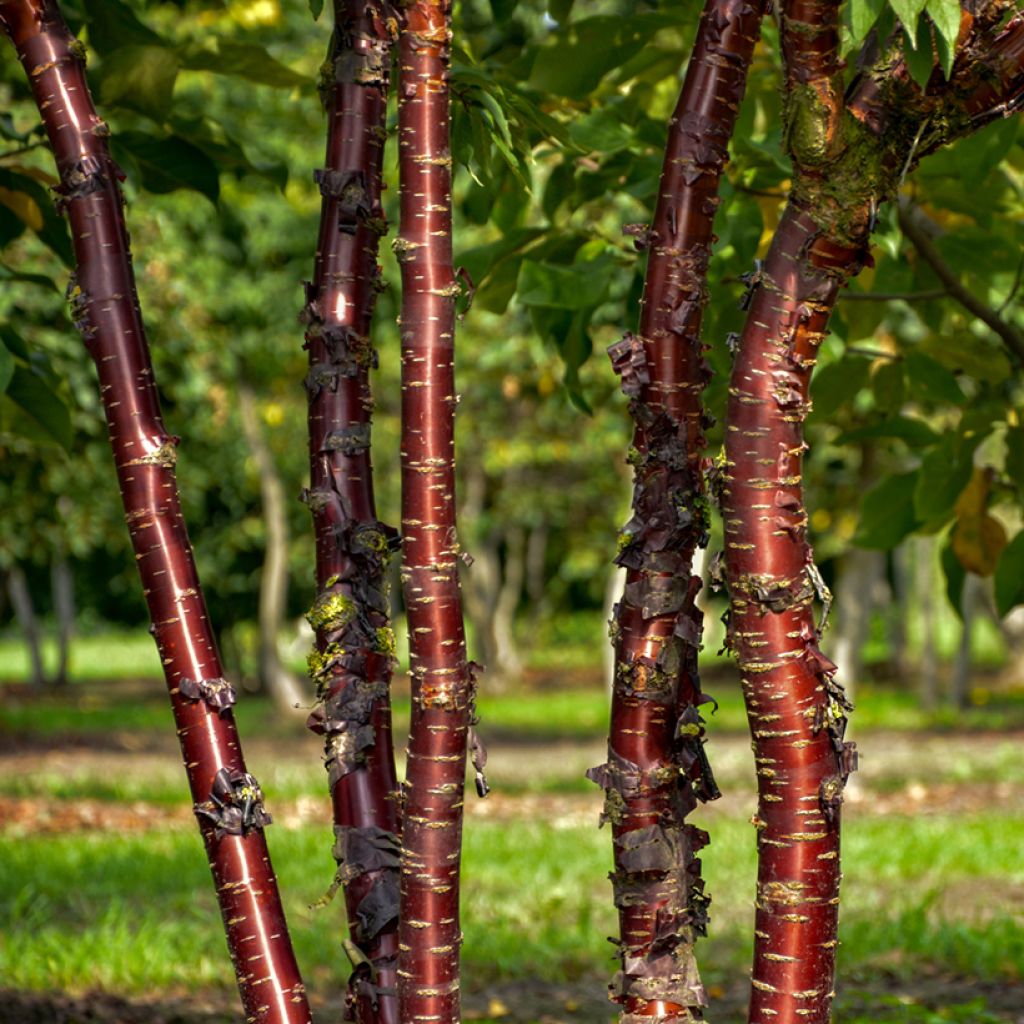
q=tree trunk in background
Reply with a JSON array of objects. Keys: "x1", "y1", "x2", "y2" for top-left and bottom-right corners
[
  {"x1": 0, "y1": 6, "x2": 313, "y2": 1019},
  {"x1": 237, "y1": 384, "x2": 305, "y2": 714},
  {"x1": 950, "y1": 573, "x2": 981, "y2": 710},
  {"x1": 51, "y1": 555, "x2": 74, "y2": 687},
  {"x1": 526, "y1": 523, "x2": 548, "y2": 625},
  {"x1": 7, "y1": 565, "x2": 46, "y2": 688},
  {"x1": 831, "y1": 550, "x2": 884, "y2": 706},
  {"x1": 492, "y1": 525, "x2": 525, "y2": 682},
  {"x1": 889, "y1": 545, "x2": 910, "y2": 677},
  {"x1": 916, "y1": 538, "x2": 939, "y2": 712}
]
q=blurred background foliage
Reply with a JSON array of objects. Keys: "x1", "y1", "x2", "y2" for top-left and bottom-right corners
[{"x1": 0, "y1": 0, "x2": 1022, "y2": 714}]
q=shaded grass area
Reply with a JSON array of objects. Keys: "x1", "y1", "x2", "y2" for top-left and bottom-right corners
[{"x1": 0, "y1": 814, "x2": 1021, "y2": 1021}]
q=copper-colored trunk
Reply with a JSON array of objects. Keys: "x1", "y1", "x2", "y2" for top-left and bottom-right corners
[
  {"x1": 722, "y1": 204, "x2": 860, "y2": 1024},
  {"x1": 394, "y1": 2, "x2": 473, "y2": 1022},
  {"x1": 301, "y1": 3, "x2": 401, "y2": 1023},
  {"x1": 0, "y1": 4, "x2": 311, "y2": 1021},
  {"x1": 596, "y1": 2, "x2": 766, "y2": 1021}
]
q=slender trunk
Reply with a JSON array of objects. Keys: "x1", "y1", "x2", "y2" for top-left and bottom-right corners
[
  {"x1": 723, "y1": 202, "x2": 860, "y2": 1024},
  {"x1": 7, "y1": 565, "x2": 46, "y2": 688},
  {"x1": 300, "y1": 4, "x2": 401, "y2": 1022},
  {"x1": 950, "y1": 573, "x2": 980, "y2": 711},
  {"x1": 916, "y1": 538, "x2": 939, "y2": 712},
  {"x1": 831, "y1": 550, "x2": 883, "y2": 707},
  {"x1": 492, "y1": 525, "x2": 525, "y2": 681},
  {"x1": 237, "y1": 384, "x2": 305, "y2": 714},
  {"x1": 396, "y1": 3, "x2": 477, "y2": 1020},
  {"x1": 591, "y1": 2, "x2": 766, "y2": 1020},
  {"x1": 0, "y1": 6, "x2": 312, "y2": 1020},
  {"x1": 889, "y1": 545, "x2": 909, "y2": 677},
  {"x1": 525, "y1": 523, "x2": 548, "y2": 623},
  {"x1": 51, "y1": 555, "x2": 74, "y2": 687}
]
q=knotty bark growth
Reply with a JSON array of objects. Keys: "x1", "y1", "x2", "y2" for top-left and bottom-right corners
[
  {"x1": 0, "y1": 4, "x2": 312, "y2": 1022},
  {"x1": 300, "y1": 3, "x2": 401, "y2": 1023},
  {"x1": 394, "y1": 2, "x2": 480, "y2": 1021},
  {"x1": 723, "y1": 4, "x2": 1024, "y2": 1022},
  {"x1": 591, "y1": 2, "x2": 766, "y2": 1021}
]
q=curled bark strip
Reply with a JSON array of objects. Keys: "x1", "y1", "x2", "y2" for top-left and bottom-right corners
[
  {"x1": 302, "y1": 3, "x2": 401, "y2": 1023},
  {"x1": 395, "y1": 3, "x2": 475, "y2": 1022},
  {"x1": 178, "y1": 676, "x2": 238, "y2": 711},
  {"x1": 0, "y1": 4, "x2": 312, "y2": 1020},
  {"x1": 195, "y1": 768, "x2": 273, "y2": 839},
  {"x1": 597, "y1": 2, "x2": 767, "y2": 1021}
]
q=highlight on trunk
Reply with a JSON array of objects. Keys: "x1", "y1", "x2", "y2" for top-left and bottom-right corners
[
  {"x1": 721, "y1": 4, "x2": 1024, "y2": 1022},
  {"x1": 0, "y1": 3, "x2": 312, "y2": 1022},
  {"x1": 300, "y1": 2, "x2": 402, "y2": 1023},
  {"x1": 591, "y1": 1, "x2": 766, "y2": 1020},
  {"x1": 394, "y1": 1, "x2": 483, "y2": 1021}
]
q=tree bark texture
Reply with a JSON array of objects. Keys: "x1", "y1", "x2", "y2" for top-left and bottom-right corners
[
  {"x1": 591, "y1": 2, "x2": 766, "y2": 1020},
  {"x1": 723, "y1": 4, "x2": 1024, "y2": 1022},
  {"x1": 395, "y1": 2, "x2": 479, "y2": 1021},
  {"x1": 7, "y1": 565, "x2": 46, "y2": 688},
  {"x1": 300, "y1": 3, "x2": 402, "y2": 1022},
  {"x1": 0, "y1": 5, "x2": 312, "y2": 1022}
]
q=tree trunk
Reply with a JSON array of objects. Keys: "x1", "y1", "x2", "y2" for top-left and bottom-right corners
[
  {"x1": 7, "y1": 565, "x2": 46, "y2": 689},
  {"x1": 916, "y1": 537, "x2": 939, "y2": 712},
  {"x1": 525, "y1": 523, "x2": 548, "y2": 624},
  {"x1": 237, "y1": 384, "x2": 305, "y2": 714},
  {"x1": 950, "y1": 573, "x2": 981, "y2": 711},
  {"x1": 0, "y1": 6, "x2": 312, "y2": 1020},
  {"x1": 300, "y1": 3, "x2": 401, "y2": 1021},
  {"x1": 831, "y1": 550, "x2": 884, "y2": 706},
  {"x1": 590, "y1": 2, "x2": 767, "y2": 1020},
  {"x1": 51, "y1": 555, "x2": 74, "y2": 687},
  {"x1": 396, "y1": 3, "x2": 477, "y2": 1020}
]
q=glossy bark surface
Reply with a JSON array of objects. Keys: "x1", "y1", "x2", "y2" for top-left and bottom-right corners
[
  {"x1": 394, "y1": 2, "x2": 475, "y2": 1022},
  {"x1": 301, "y1": 3, "x2": 401, "y2": 1022},
  {"x1": 594, "y1": 2, "x2": 766, "y2": 1021},
  {"x1": 0, "y1": 4, "x2": 311, "y2": 1022}
]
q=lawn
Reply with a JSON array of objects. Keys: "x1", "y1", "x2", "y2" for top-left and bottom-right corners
[{"x1": 1, "y1": 629, "x2": 1023, "y2": 1023}]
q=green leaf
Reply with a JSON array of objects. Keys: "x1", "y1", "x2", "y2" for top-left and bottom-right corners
[
  {"x1": 83, "y1": 0, "x2": 164, "y2": 53},
  {"x1": 995, "y1": 531, "x2": 1024, "y2": 616},
  {"x1": 0, "y1": 264, "x2": 61, "y2": 292},
  {"x1": 517, "y1": 257, "x2": 614, "y2": 310},
  {"x1": 1006, "y1": 424, "x2": 1024, "y2": 500},
  {"x1": 952, "y1": 116, "x2": 1019, "y2": 183},
  {"x1": 941, "y1": 536, "x2": 966, "y2": 618},
  {"x1": 5, "y1": 365, "x2": 72, "y2": 450},
  {"x1": 98, "y1": 45, "x2": 180, "y2": 121},
  {"x1": 561, "y1": 313, "x2": 594, "y2": 415},
  {"x1": 926, "y1": 0, "x2": 960, "y2": 76},
  {"x1": 903, "y1": 18, "x2": 935, "y2": 89},
  {"x1": 854, "y1": 471, "x2": 922, "y2": 549},
  {"x1": 568, "y1": 107, "x2": 632, "y2": 154},
  {"x1": 113, "y1": 132, "x2": 219, "y2": 203},
  {"x1": 309, "y1": 0, "x2": 324, "y2": 18},
  {"x1": 872, "y1": 359, "x2": 905, "y2": 412},
  {"x1": 0, "y1": 168, "x2": 73, "y2": 266},
  {"x1": 0, "y1": 340, "x2": 13, "y2": 394},
  {"x1": 179, "y1": 42, "x2": 306, "y2": 90},
  {"x1": 837, "y1": 415, "x2": 939, "y2": 448},
  {"x1": 809, "y1": 353, "x2": 873, "y2": 420},
  {"x1": 904, "y1": 350, "x2": 964, "y2": 405},
  {"x1": 850, "y1": 0, "x2": 886, "y2": 43},
  {"x1": 914, "y1": 433, "x2": 977, "y2": 526},
  {"x1": 890, "y1": 0, "x2": 928, "y2": 32}
]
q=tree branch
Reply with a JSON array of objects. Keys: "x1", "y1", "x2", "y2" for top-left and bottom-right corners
[{"x1": 897, "y1": 198, "x2": 1024, "y2": 366}]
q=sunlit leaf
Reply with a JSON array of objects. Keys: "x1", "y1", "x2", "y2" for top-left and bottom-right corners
[
  {"x1": 98, "y1": 45, "x2": 180, "y2": 122},
  {"x1": 5, "y1": 364, "x2": 72, "y2": 450},
  {"x1": 854, "y1": 471, "x2": 921, "y2": 549},
  {"x1": 950, "y1": 468, "x2": 1007, "y2": 576}
]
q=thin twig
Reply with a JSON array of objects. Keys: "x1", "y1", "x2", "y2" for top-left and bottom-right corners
[
  {"x1": 897, "y1": 197, "x2": 1024, "y2": 367},
  {"x1": 840, "y1": 288, "x2": 946, "y2": 302}
]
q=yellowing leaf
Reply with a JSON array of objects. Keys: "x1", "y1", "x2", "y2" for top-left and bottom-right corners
[
  {"x1": 951, "y1": 467, "x2": 1007, "y2": 576},
  {"x1": 0, "y1": 187, "x2": 43, "y2": 230}
]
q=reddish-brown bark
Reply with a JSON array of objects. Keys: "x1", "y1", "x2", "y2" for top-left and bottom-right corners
[
  {"x1": 722, "y1": 204, "x2": 861, "y2": 1024},
  {"x1": 0, "y1": 4, "x2": 311, "y2": 1022},
  {"x1": 300, "y1": 3, "x2": 401, "y2": 1023},
  {"x1": 721, "y1": 6, "x2": 1024, "y2": 1022},
  {"x1": 394, "y1": 2, "x2": 477, "y2": 1022},
  {"x1": 592, "y1": 2, "x2": 766, "y2": 1021}
]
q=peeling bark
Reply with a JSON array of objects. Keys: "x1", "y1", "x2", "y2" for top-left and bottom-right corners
[
  {"x1": 593, "y1": 2, "x2": 767, "y2": 1021},
  {"x1": 301, "y1": 4, "x2": 401, "y2": 1023},
  {"x1": 720, "y1": 4, "x2": 1024, "y2": 1021},
  {"x1": 0, "y1": 4, "x2": 312, "y2": 1021},
  {"x1": 395, "y1": 2, "x2": 478, "y2": 1021}
]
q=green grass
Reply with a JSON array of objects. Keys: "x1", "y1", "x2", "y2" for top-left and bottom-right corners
[{"x1": 1, "y1": 813, "x2": 1021, "y2": 1017}]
